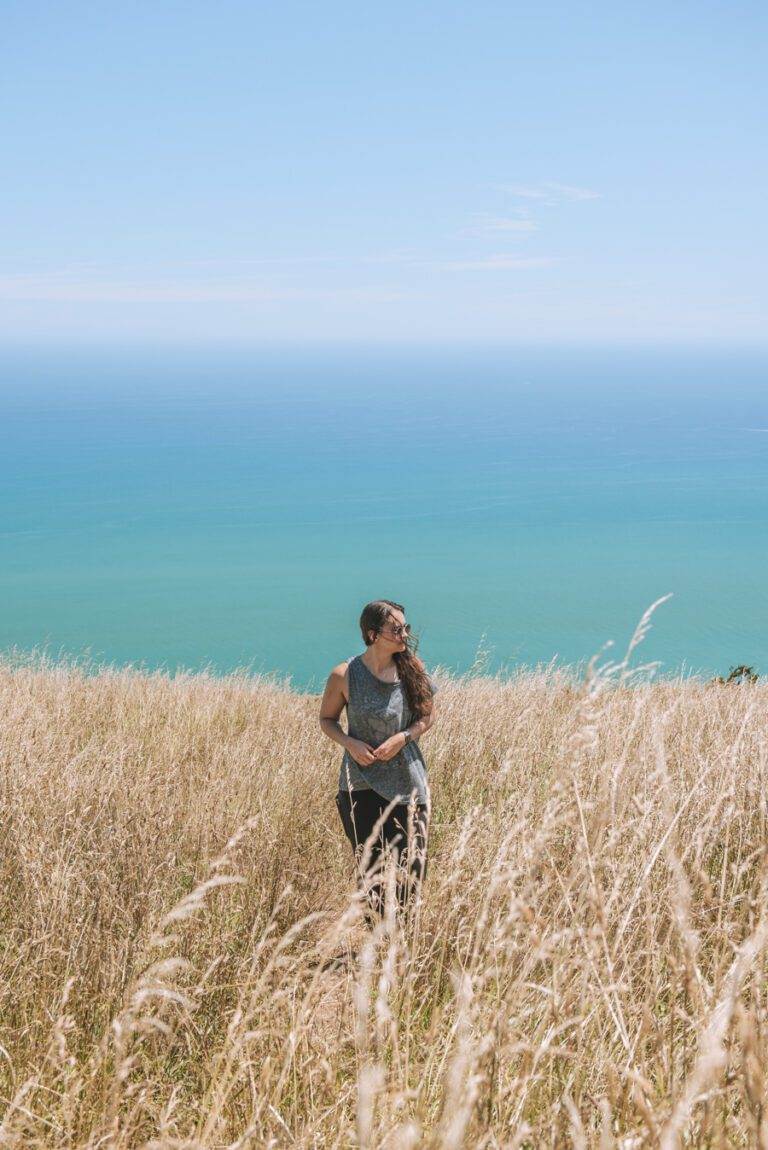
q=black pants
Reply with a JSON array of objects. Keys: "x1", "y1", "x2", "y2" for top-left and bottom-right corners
[{"x1": 335, "y1": 789, "x2": 429, "y2": 921}]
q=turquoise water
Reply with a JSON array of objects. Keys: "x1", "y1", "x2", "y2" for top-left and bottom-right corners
[{"x1": 1, "y1": 345, "x2": 766, "y2": 690}]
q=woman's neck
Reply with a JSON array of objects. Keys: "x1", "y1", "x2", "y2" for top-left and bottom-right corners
[{"x1": 363, "y1": 649, "x2": 397, "y2": 677}]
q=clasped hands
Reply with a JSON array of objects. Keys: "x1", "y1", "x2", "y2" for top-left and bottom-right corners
[{"x1": 346, "y1": 732, "x2": 407, "y2": 768}]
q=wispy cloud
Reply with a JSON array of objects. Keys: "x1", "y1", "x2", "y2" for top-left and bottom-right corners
[
  {"x1": 495, "y1": 181, "x2": 601, "y2": 205},
  {"x1": 0, "y1": 241, "x2": 563, "y2": 304},
  {"x1": 443, "y1": 255, "x2": 559, "y2": 271},
  {"x1": 171, "y1": 255, "x2": 343, "y2": 269},
  {"x1": 547, "y1": 182, "x2": 601, "y2": 201},
  {"x1": 455, "y1": 182, "x2": 597, "y2": 264},
  {"x1": 464, "y1": 213, "x2": 539, "y2": 238},
  {"x1": 0, "y1": 272, "x2": 407, "y2": 304}
]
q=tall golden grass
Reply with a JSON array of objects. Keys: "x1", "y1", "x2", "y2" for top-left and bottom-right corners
[{"x1": 1, "y1": 615, "x2": 767, "y2": 1147}]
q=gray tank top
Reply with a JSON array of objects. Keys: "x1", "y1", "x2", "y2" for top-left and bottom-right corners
[{"x1": 337, "y1": 653, "x2": 438, "y2": 805}]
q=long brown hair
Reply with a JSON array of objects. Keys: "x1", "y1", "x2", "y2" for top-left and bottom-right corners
[{"x1": 359, "y1": 599, "x2": 435, "y2": 719}]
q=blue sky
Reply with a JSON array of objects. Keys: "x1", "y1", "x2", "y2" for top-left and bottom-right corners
[{"x1": 2, "y1": 1, "x2": 766, "y2": 345}]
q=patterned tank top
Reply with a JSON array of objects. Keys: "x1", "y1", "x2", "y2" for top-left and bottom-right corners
[{"x1": 337, "y1": 653, "x2": 439, "y2": 805}]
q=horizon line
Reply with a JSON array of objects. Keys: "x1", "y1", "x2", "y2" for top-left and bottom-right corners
[{"x1": 1, "y1": 336, "x2": 768, "y2": 354}]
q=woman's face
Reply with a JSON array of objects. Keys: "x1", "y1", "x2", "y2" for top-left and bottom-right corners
[{"x1": 375, "y1": 609, "x2": 408, "y2": 651}]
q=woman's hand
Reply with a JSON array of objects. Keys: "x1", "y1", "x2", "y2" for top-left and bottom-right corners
[
  {"x1": 345, "y1": 737, "x2": 378, "y2": 767},
  {"x1": 372, "y1": 733, "x2": 408, "y2": 762}
]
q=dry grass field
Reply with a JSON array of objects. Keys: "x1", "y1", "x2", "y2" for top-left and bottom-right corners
[{"x1": 1, "y1": 622, "x2": 767, "y2": 1147}]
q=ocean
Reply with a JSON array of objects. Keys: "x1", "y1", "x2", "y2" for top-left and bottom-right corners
[{"x1": 1, "y1": 345, "x2": 766, "y2": 691}]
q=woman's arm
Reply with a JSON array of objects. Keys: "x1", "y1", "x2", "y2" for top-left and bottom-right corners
[
  {"x1": 320, "y1": 663, "x2": 377, "y2": 767},
  {"x1": 408, "y1": 677, "x2": 439, "y2": 741},
  {"x1": 405, "y1": 700, "x2": 437, "y2": 743},
  {"x1": 319, "y1": 662, "x2": 352, "y2": 750}
]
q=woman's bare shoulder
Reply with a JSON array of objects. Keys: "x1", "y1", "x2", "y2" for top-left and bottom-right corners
[
  {"x1": 326, "y1": 656, "x2": 356, "y2": 688},
  {"x1": 326, "y1": 657, "x2": 355, "y2": 703}
]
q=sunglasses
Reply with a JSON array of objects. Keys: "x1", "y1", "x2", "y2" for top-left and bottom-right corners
[{"x1": 380, "y1": 622, "x2": 411, "y2": 638}]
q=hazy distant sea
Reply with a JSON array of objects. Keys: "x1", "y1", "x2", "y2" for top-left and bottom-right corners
[{"x1": 1, "y1": 345, "x2": 766, "y2": 690}]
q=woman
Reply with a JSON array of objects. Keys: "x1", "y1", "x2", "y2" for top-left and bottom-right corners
[{"x1": 319, "y1": 599, "x2": 439, "y2": 923}]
